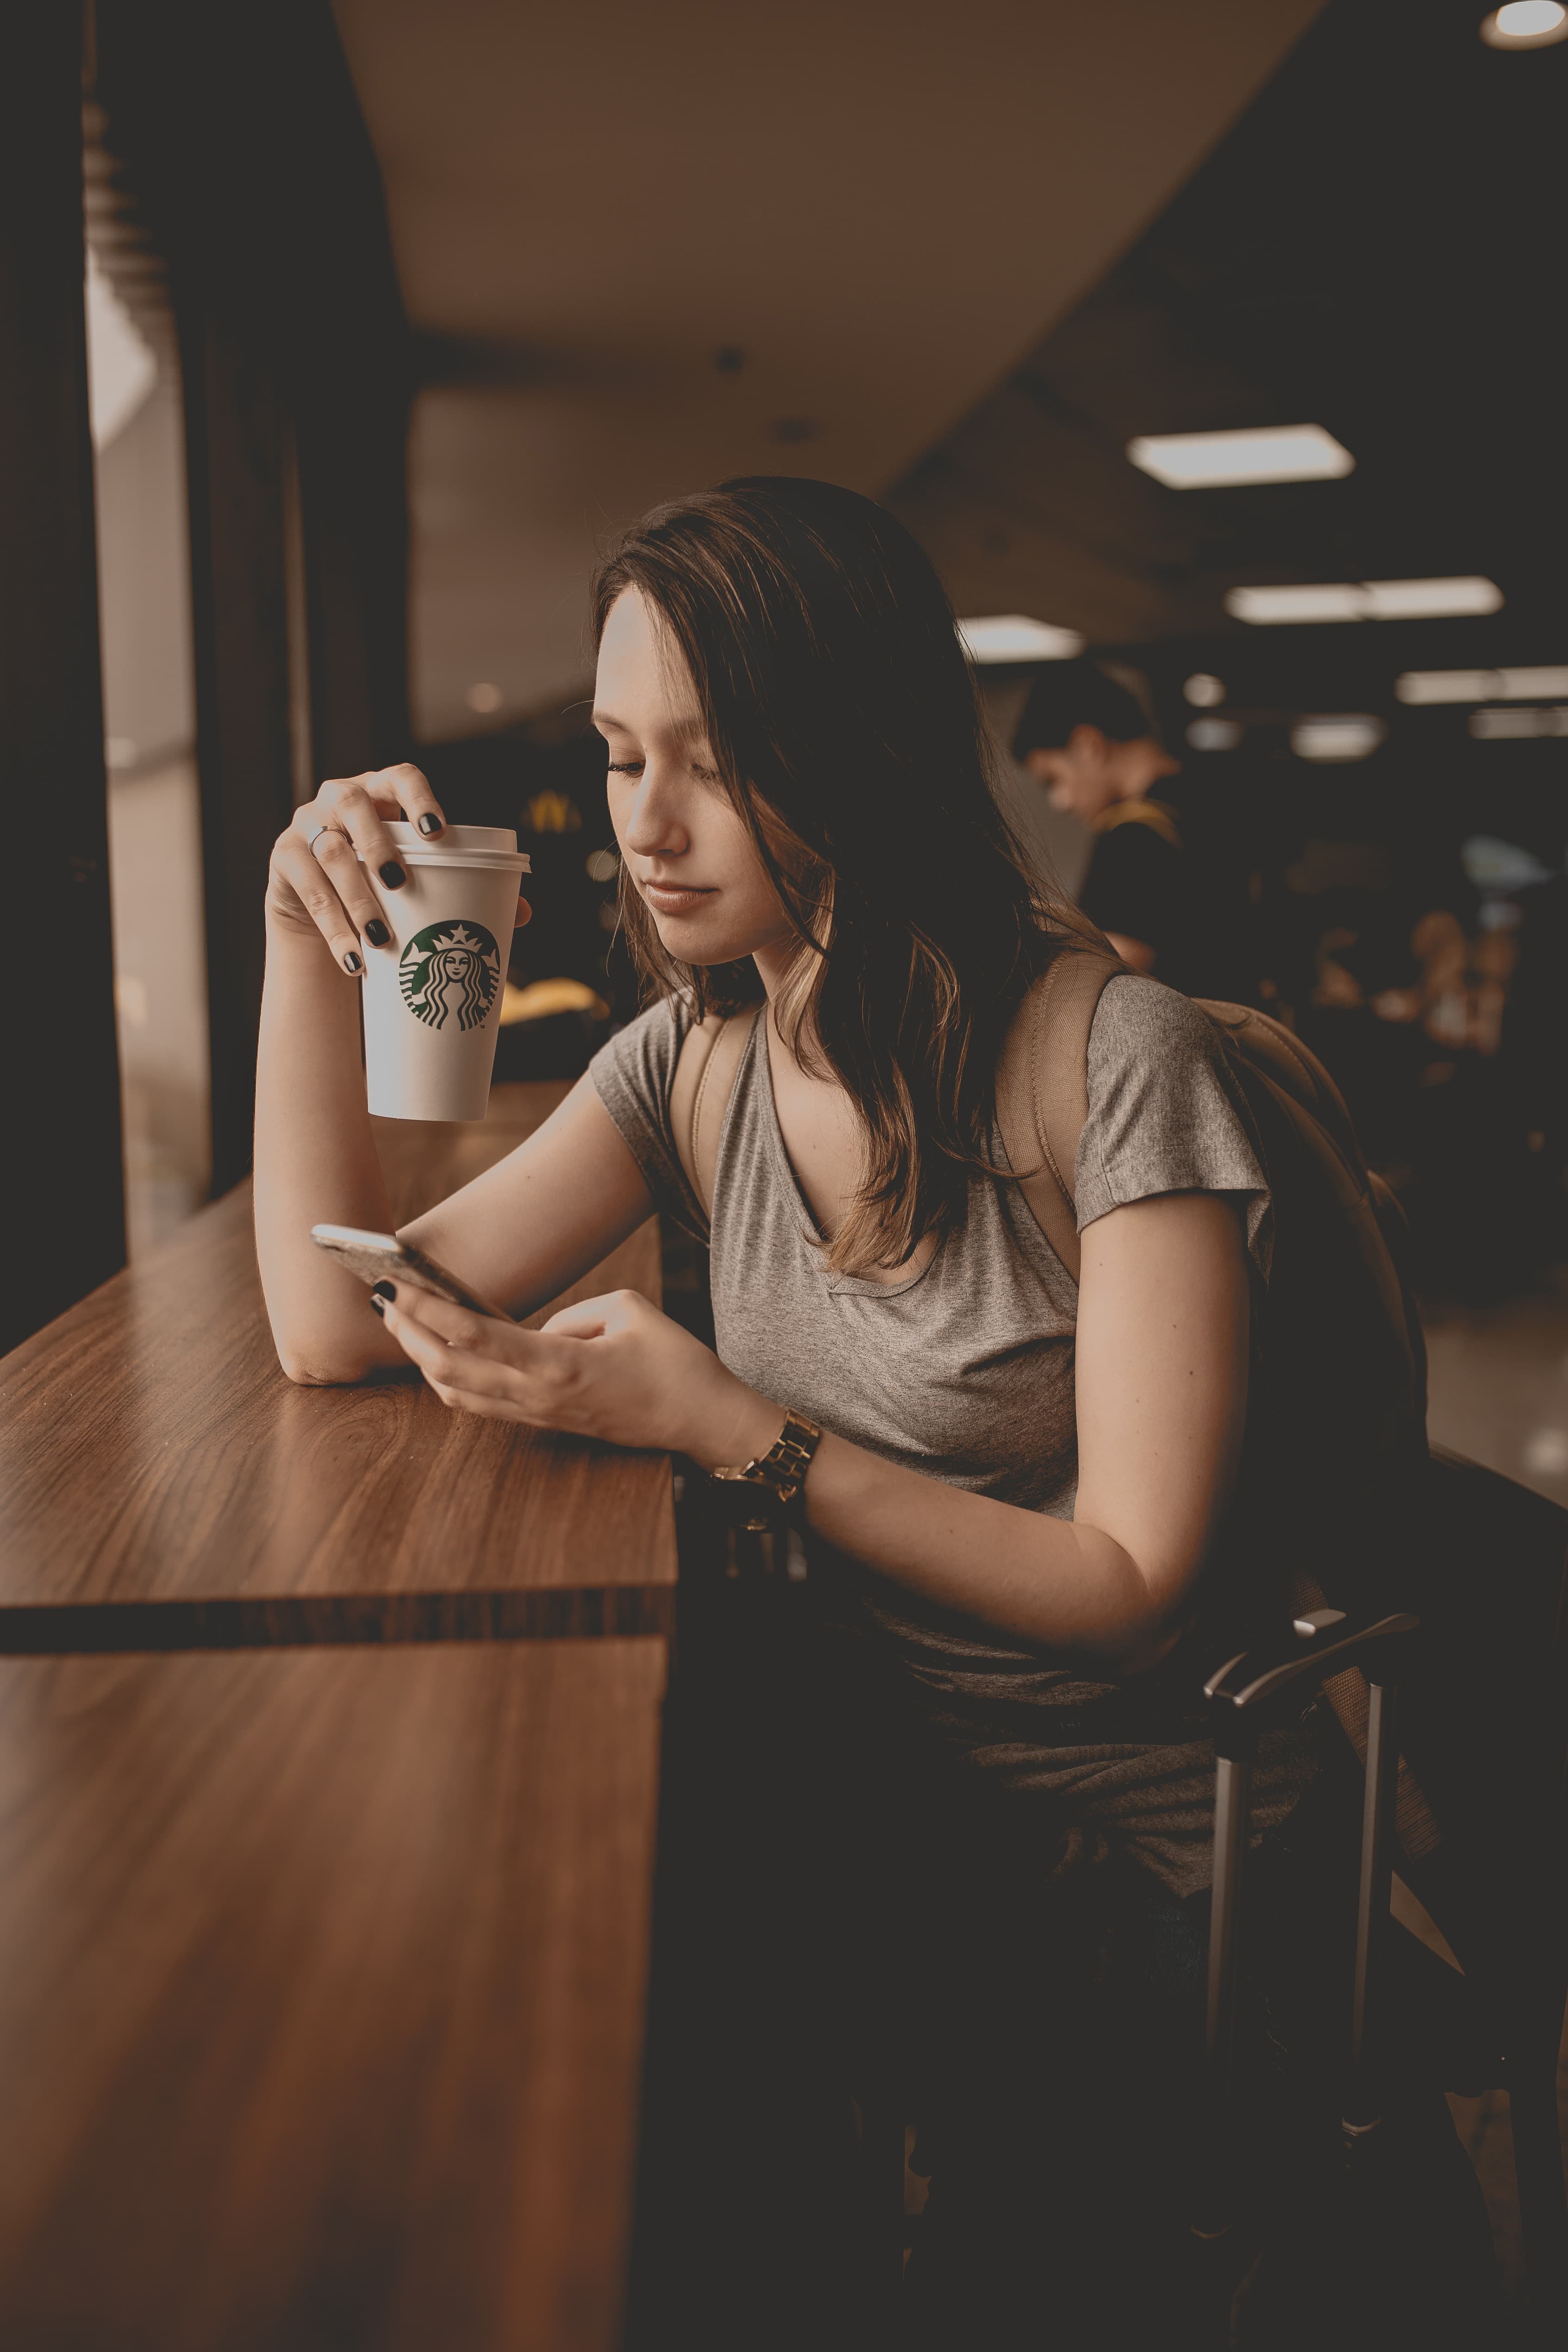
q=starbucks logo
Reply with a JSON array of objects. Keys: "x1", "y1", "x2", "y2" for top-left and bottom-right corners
[{"x1": 397, "y1": 920, "x2": 501, "y2": 1032}]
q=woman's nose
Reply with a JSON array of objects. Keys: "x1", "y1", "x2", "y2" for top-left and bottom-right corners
[{"x1": 620, "y1": 776, "x2": 688, "y2": 859}]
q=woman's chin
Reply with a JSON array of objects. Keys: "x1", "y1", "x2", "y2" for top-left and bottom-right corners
[{"x1": 650, "y1": 911, "x2": 750, "y2": 964}]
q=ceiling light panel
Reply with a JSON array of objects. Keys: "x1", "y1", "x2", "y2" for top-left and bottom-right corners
[
  {"x1": 1291, "y1": 714, "x2": 1387, "y2": 763},
  {"x1": 1127, "y1": 424, "x2": 1353, "y2": 489},
  {"x1": 1227, "y1": 577, "x2": 1503, "y2": 625},
  {"x1": 1360, "y1": 577, "x2": 1503, "y2": 619},
  {"x1": 956, "y1": 615, "x2": 1084, "y2": 663},
  {"x1": 1226, "y1": 584, "x2": 1365, "y2": 624},
  {"x1": 1397, "y1": 665, "x2": 1568, "y2": 704}
]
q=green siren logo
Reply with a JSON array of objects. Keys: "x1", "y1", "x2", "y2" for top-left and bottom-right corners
[{"x1": 397, "y1": 919, "x2": 501, "y2": 1032}]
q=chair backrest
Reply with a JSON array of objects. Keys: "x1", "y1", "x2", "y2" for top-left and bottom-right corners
[
  {"x1": 1409, "y1": 1449, "x2": 1568, "y2": 1884},
  {"x1": 1388, "y1": 1447, "x2": 1567, "y2": 2135}
]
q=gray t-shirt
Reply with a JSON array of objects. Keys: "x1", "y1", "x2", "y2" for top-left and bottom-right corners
[{"x1": 591, "y1": 975, "x2": 1314, "y2": 1894}]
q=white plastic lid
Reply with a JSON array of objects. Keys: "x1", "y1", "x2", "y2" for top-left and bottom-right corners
[
  {"x1": 383, "y1": 820, "x2": 519, "y2": 854},
  {"x1": 371, "y1": 819, "x2": 529, "y2": 870}
]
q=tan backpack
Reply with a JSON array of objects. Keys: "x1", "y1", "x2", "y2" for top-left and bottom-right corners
[{"x1": 668, "y1": 925, "x2": 1441, "y2": 1866}]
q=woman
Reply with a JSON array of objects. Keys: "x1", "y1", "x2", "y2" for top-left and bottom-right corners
[{"x1": 255, "y1": 480, "x2": 1338, "y2": 2336}]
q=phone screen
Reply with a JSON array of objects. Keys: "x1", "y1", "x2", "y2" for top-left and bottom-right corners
[{"x1": 309, "y1": 1225, "x2": 512, "y2": 1321}]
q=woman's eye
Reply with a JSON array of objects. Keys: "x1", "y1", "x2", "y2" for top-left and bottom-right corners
[
  {"x1": 691, "y1": 762, "x2": 721, "y2": 784},
  {"x1": 606, "y1": 760, "x2": 644, "y2": 776}
]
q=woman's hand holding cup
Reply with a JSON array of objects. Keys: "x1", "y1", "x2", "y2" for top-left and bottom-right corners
[{"x1": 267, "y1": 765, "x2": 452, "y2": 976}]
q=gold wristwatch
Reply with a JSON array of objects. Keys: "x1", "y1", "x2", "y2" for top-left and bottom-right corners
[{"x1": 709, "y1": 1408, "x2": 824, "y2": 1528}]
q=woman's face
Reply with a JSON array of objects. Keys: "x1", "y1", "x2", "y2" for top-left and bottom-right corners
[{"x1": 594, "y1": 587, "x2": 794, "y2": 969}]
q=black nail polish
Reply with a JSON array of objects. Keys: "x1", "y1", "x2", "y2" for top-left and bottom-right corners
[
  {"x1": 369, "y1": 1294, "x2": 386, "y2": 1316},
  {"x1": 343, "y1": 949, "x2": 363, "y2": 974},
  {"x1": 364, "y1": 917, "x2": 390, "y2": 947},
  {"x1": 379, "y1": 861, "x2": 406, "y2": 888},
  {"x1": 418, "y1": 813, "x2": 443, "y2": 837},
  {"x1": 370, "y1": 1280, "x2": 396, "y2": 1301}
]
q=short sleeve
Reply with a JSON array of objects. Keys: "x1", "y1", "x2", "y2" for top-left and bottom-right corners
[
  {"x1": 588, "y1": 998, "x2": 709, "y2": 1241},
  {"x1": 1074, "y1": 975, "x2": 1273, "y2": 1281}
]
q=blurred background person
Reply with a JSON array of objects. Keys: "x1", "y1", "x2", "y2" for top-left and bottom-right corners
[{"x1": 1011, "y1": 658, "x2": 1266, "y2": 1005}]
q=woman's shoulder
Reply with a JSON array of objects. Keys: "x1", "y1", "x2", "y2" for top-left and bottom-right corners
[
  {"x1": 1077, "y1": 974, "x2": 1271, "y2": 1262},
  {"x1": 1087, "y1": 971, "x2": 1226, "y2": 1079}
]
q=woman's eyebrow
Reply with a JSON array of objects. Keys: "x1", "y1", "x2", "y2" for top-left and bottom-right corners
[{"x1": 591, "y1": 710, "x2": 707, "y2": 747}]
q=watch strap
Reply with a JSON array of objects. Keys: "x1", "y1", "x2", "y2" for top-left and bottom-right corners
[{"x1": 710, "y1": 1408, "x2": 824, "y2": 1516}]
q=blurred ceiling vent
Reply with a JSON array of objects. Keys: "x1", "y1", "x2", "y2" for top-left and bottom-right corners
[
  {"x1": 1128, "y1": 424, "x2": 1353, "y2": 489},
  {"x1": 1227, "y1": 577, "x2": 1502, "y2": 624},
  {"x1": 1290, "y1": 713, "x2": 1387, "y2": 761},
  {"x1": 1397, "y1": 664, "x2": 1568, "y2": 703},
  {"x1": 1468, "y1": 705, "x2": 1568, "y2": 738},
  {"x1": 956, "y1": 614, "x2": 1084, "y2": 663}
]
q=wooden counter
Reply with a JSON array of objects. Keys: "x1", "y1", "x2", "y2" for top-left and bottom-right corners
[
  {"x1": 0, "y1": 1639, "x2": 665, "y2": 2350},
  {"x1": 0, "y1": 1084, "x2": 678, "y2": 1649}
]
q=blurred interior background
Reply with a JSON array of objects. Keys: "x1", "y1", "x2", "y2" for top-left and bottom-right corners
[{"x1": 6, "y1": 0, "x2": 1565, "y2": 1519}]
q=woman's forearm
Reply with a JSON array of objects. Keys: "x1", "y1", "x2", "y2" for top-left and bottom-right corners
[
  {"x1": 706, "y1": 1386, "x2": 1169, "y2": 1662},
  {"x1": 253, "y1": 923, "x2": 402, "y2": 1382}
]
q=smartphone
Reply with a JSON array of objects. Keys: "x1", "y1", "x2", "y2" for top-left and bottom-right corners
[{"x1": 310, "y1": 1225, "x2": 513, "y2": 1321}]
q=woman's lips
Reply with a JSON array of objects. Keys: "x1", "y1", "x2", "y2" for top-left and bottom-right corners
[{"x1": 641, "y1": 880, "x2": 716, "y2": 915}]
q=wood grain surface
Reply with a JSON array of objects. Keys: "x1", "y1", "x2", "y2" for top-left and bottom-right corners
[
  {"x1": 0, "y1": 1084, "x2": 677, "y2": 1643},
  {"x1": 0, "y1": 1639, "x2": 666, "y2": 2351}
]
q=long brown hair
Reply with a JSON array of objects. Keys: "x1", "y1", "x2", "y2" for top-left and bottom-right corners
[{"x1": 590, "y1": 477, "x2": 1064, "y2": 1274}]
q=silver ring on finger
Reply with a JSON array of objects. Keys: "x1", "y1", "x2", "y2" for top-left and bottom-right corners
[{"x1": 306, "y1": 821, "x2": 348, "y2": 856}]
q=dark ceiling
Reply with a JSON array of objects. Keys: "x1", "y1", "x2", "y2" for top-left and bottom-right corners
[
  {"x1": 889, "y1": 0, "x2": 1568, "y2": 750},
  {"x1": 436, "y1": 0, "x2": 1565, "y2": 870}
]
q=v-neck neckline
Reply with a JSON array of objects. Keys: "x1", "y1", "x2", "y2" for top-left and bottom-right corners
[{"x1": 754, "y1": 1013, "x2": 942, "y2": 1301}]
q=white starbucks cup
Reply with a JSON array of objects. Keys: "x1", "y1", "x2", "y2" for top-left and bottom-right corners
[{"x1": 357, "y1": 821, "x2": 530, "y2": 1120}]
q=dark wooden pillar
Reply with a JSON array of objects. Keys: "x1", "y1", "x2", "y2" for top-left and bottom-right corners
[
  {"x1": 178, "y1": 313, "x2": 297, "y2": 1195},
  {"x1": 0, "y1": 5, "x2": 126, "y2": 1353},
  {"x1": 95, "y1": 0, "x2": 410, "y2": 1198}
]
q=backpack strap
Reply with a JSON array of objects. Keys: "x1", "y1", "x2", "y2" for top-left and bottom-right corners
[
  {"x1": 998, "y1": 940, "x2": 1448, "y2": 1877},
  {"x1": 995, "y1": 937, "x2": 1127, "y2": 1282},
  {"x1": 669, "y1": 1003, "x2": 763, "y2": 1226}
]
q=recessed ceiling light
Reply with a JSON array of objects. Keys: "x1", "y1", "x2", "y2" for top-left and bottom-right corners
[
  {"x1": 1397, "y1": 664, "x2": 1568, "y2": 703},
  {"x1": 1227, "y1": 577, "x2": 1502, "y2": 625},
  {"x1": 1291, "y1": 714, "x2": 1387, "y2": 763},
  {"x1": 466, "y1": 682, "x2": 504, "y2": 713},
  {"x1": 1186, "y1": 719, "x2": 1241, "y2": 751},
  {"x1": 1469, "y1": 706, "x2": 1568, "y2": 738},
  {"x1": 1481, "y1": 3, "x2": 1568, "y2": 49},
  {"x1": 956, "y1": 615, "x2": 1084, "y2": 663},
  {"x1": 1184, "y1": 673, "x2": 1226, "y2": 707},
  {"x1": 1127, "y1": 425, "x2": 1353, "y2": 489}
]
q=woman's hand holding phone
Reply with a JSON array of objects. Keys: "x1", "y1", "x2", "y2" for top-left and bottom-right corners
[{"x1": 372, "y1": 1281, "x2": 781, "y2": 1470}]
